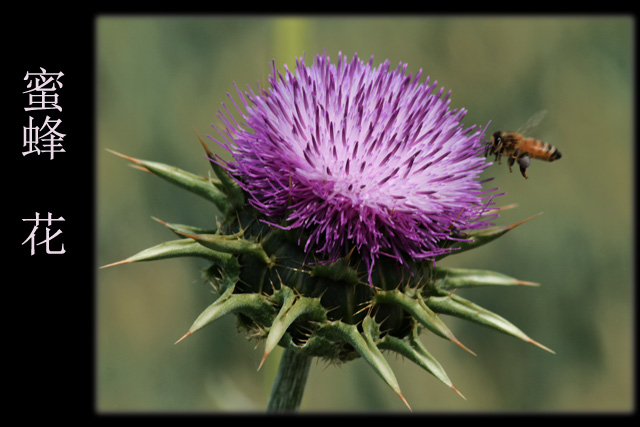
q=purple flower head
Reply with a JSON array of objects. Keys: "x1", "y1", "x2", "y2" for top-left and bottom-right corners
[{"x1": 210, "y1": 52, "x2": 499, "y2": 282}]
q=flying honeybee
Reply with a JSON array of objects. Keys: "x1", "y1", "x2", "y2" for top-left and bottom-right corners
[{"x1": 485, "y1": 111, "x2": 562, "y2": 179}]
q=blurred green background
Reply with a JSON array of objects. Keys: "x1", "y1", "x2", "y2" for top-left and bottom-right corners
[{"x1": 96, "y1": 16, "x2": 633, "y2": 413}]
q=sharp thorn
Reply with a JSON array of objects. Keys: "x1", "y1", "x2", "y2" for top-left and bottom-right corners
[
  {"x1": 257, "y1": 351, "x2": 270, "y2": 371},
  {"x1": 517, "y1": 280, "x2": 540, "y2": 287},
  {"x1": 506, "y1": 212, "x2": 542, "y2": 230},
  {"x1": 174, "y1": 331, "x2": 192, "y2": 345},
  {"x1": 100, "y1": 259, "x2": 131, "y2": 269},
  {"x1": 344, "y1": 246, "x2": 356, "y2": 261},
  {"x1": 452, "y1": 337, "x2": 477, "y2": 357},
  {"x1": 528, "y1": 338, "x2": 555, "y2": 354},
  {"x1": 151, "y1": 216, "x2": 167, "y2": 225},
  {"x1": 397, "y1": 391, "x2": 412, "y2": 412},
  {"x1": 451, "y1": 385, "x2": 466, "y2": 400},
  {"x1": 193, "y1": 127, "x2": 214, "y2": 157},
  {"x1": 485, "y1": 203, "x2": 518, "y2": 215},
  {"x1": 105, "y1": 148, "x2": 141, "y2": 165},
  {"x1": 106, "y1": 149, "x2": 152, "y2": 173}
]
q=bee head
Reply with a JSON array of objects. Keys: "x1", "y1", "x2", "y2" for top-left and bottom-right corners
[
  {"x1": 492, "y1": 131, "x2": 503, "y2": 143},
  {"x1": 485, "y1": 131, "x2": 503, "y2": 156}
]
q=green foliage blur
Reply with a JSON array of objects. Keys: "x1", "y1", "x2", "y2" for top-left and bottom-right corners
[{"x1": 96, "y1": 16, "x2": 633, "y2": 413}]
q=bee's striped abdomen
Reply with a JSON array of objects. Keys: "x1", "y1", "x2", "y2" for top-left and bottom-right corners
[{"x1": 522, "y1": 139, "x2": 562, "y2": 162}]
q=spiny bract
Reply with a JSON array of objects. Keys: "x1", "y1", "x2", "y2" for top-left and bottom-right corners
[{"x1": 103, "y1": 52, "x2": 553, "y2": 410}]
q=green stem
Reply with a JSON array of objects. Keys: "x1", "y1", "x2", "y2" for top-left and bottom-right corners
[{"x1": 266, "y1": 348, "x2": 312, "y2": 412}]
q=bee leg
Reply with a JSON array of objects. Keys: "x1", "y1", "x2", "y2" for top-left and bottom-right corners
[
  {"x1": 508, "y1": 147, "x2": 521, "y2": 173},
  {"x1": 517, "y1": 153, "x2": 531, "y2": 179},
  {"x1": 507, "y1": 154, "x2": 516, "y2": 173}
]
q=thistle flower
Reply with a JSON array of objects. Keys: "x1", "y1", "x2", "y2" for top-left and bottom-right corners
[
  {"x1": 103, "y1": 52, "x2": 553, "y2": 412},
  {"x1": 215, "y1": 52, "x2": 496, "y2": 282}
]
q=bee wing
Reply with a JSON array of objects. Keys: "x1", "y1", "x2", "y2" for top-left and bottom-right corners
[{"x1": 516, "y1": 110, "x2": 547, "y2": 136}]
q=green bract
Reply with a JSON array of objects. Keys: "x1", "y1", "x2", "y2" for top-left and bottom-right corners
[{"x1": 104, "y1": 141, "x2": 553, "y2": 410}]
